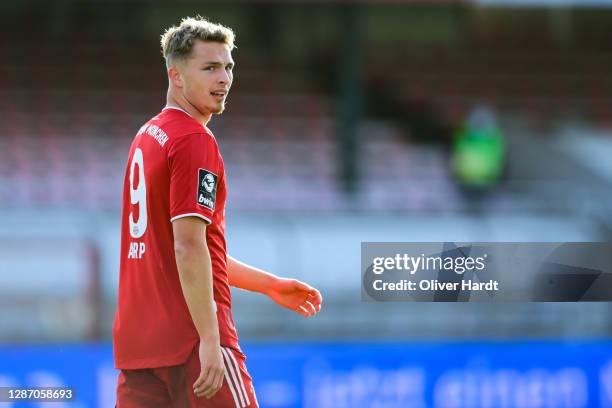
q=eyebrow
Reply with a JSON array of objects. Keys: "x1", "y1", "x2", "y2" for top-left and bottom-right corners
[{"x1": 203, "y1": 61, "x2": 234, "y2": 66}]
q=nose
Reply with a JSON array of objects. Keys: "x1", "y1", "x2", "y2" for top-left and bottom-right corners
[{"x1": 218, "y1": 69, "x2": 231, "y2": 85}]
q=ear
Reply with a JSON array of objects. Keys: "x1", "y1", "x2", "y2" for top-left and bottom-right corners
[{"x1": 168, "y1": 66, "x2": 183, "y2": 89}]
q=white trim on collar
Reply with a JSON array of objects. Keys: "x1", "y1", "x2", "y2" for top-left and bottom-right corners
[{"x1": 163, "y1": 105, "x2": 194, "y2": 118}]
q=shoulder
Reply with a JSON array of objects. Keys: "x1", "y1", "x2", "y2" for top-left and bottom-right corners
[
  {"x1": 157, "y1": 110, "x2": 207, "y2": 139},
  {"x1": 168, "y1": 131, "x2": 220, "y2": 159}
]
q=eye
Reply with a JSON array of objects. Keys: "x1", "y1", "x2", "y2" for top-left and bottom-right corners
[
  {"x1": 226, "y1": 65, "x2": 234, "y2": 72},
  {"x1": 203, "y1": 66, "x2": 215, "y2": 71}
]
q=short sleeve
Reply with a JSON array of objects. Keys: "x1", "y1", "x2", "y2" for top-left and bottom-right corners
[{"x1": 168, "y1": 133, "x2": 221, "y2": 224}]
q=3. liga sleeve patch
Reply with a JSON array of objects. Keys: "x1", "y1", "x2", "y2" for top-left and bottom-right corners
[{"x1": 197, "y1": 168, "x2": 218, "y2": 210}]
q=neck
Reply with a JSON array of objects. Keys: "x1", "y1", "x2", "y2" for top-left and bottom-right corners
[{"x1": 166, "y1": 91, "x2": 212, "y2": 125}]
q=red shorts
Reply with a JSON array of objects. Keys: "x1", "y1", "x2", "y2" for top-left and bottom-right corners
[{"x1": 116, "y1": 345, "x2": 258, "y2": 408}]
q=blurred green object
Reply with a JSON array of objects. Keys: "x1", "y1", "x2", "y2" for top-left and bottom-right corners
[{"x1": 452, "y1": 107, "x2": 505, "y2": 187}]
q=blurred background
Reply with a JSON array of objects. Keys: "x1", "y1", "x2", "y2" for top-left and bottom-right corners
[{"x1": 1, "y1": 0, "x2": 612, "y2": 406}]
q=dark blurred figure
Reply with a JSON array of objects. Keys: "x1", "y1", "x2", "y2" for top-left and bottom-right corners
[{"x1": 365, "y1": 75, "x2": 452, "y2": 144}]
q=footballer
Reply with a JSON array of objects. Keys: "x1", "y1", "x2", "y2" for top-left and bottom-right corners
[{"x1": 113, "y1": 16, "x2": 323, "y2": 407}]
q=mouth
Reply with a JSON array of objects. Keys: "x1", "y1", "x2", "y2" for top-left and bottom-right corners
[{"x1": 210, "y1": 91, "x2": 227, "y2": 102}]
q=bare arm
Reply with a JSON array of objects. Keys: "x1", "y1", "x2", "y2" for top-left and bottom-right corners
[
  {"x1": 173, "y1": 217, "x2": 223, "y2": 399},
  {"x1": 227, "y1": 255, "x2": 322, "y2": 317},
  {"x1": 227, "y1": 255, "x2": 277, "y2": 295}
]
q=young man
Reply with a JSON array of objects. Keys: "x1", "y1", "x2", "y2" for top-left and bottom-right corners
[{"x1": 113, "y1": 17, "x2": 322, "y2": 407}]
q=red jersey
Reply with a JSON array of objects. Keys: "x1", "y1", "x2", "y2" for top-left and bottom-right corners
[{"x1": 113, "y1": 107, "x2": 240, "y2": 370}]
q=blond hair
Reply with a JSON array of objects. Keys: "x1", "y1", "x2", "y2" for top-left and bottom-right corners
[{"x1": 161, "y1": 16, "x2": 235, "y2": 68}]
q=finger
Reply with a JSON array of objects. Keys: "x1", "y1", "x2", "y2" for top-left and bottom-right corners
[
  {"x1": 195, "y1": 381, "x2": 209, "y2": 397},
  {"x1": 211, "y1": 370, "x2": 225, "y2": 398},
  {"x1": 293, "y1": 280, "x2": 321, "y2": 302},
  {"x1": 199, "y1": 375, "x2": 217, "y2": 399},
  {"x1": 198, "y1": 378, "x2": 212, "y2": 399},
  {"x1": 193, "y1": 367, "x2": 209, "y2": 391},
  {"x1": 309, "y1": 288, "x2": 323, "y2": 304},
  {"x1": 297, "y1": 304, "x2": 310, "y2": 317},
  {"x1": 304, "y1": 300, "x2": 317, "y2": 316},
  {"x1": 296, "y1": 281, "x2": 319, "y2": 299},
  {"x1": 306, "y1": 296, "x2": 321, "y2": 312},
  {"x1": 300, "y1": 301, "x2": 313, "y2": 316},
  {"x1": 202, "y1": 369, "x2": 224, "y2": 399},
  {"x1": 194, "y1": 380, "x2": 207, "y2": 395},
  {"x1": 194, "y1": 366, "x2": 215, "y2": 395},
  {"x1": 307, "y1": 291, "x2": 323, "y2": 311}
]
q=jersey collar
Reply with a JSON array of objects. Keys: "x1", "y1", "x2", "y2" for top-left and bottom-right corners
[{"x1": 162, "y1": 105, "x2": 194, "y2": 118}]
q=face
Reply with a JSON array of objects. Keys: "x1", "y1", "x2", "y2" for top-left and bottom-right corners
[{"x1": 172, "y1": 40, "x2": 234, "y2": 119}]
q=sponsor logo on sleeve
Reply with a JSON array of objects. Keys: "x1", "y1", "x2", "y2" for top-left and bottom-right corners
[{"x1": 197, "y1": 168, "x2": 218, "y2": 210}]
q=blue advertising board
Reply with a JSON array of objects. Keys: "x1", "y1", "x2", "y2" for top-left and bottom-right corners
[{"x1": 0, "y1": 341, "x2": 611, "y2": 407}]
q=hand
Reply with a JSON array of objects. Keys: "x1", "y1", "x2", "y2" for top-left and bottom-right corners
[
  {"x1": 267, "y1": 278, "x2": 322, "y2": 317},
  {"x1": 193, "y1": 341, "x2": 225, "y2": 399}
]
